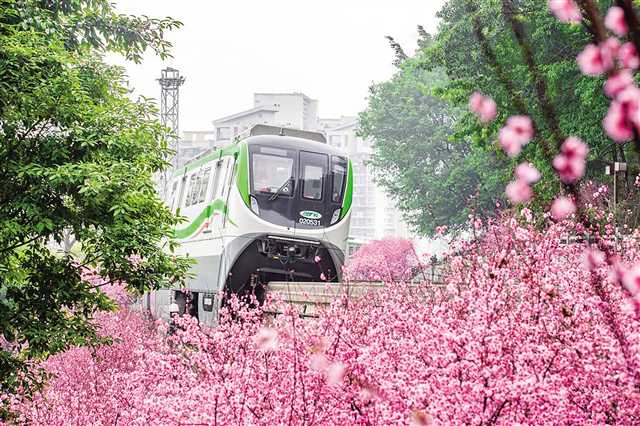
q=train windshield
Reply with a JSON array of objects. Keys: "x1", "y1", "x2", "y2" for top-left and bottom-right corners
[
  {"x1": 251, "y1": 147, "x2": 294, "y2": 194},
  {"x1": 331, "y1": 156, "x2": 347, "y2": 203}
]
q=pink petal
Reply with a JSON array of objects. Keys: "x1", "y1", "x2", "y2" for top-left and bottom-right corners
[
  {"x1": 618, "y1": 42, "x2": 640, "y2": 69},
  {"x1": 561, "y1": 136, "x2": 588, "y2": 159},
  {"x1": 582, "y1": 248, "x2": 606, "y2": 271},
  {"x1": 604, "y1": 69, "x2": 634, "y2": 98},
  {"x1": 506, "y1": 115, "x2": 534, "y2": 145},
  {"x1": 326, "y1": 362, "x2": 346, "y2": 386},
  {"x1": 577, "y1": 43, "x2": 614, "y2": 76},
  {"x1": 551, "y1": 196, "x2": 576, "y2": 220},
  {"x1": 548, "y1": 0, "x2": 582, "y2": 23},
  {"x1": 515, "y1": 163, "x2": 541, "y2": 184},
  {"x1": 499, "y1": 127, "x2": 523, "y2": 157},
  {"x1": 469, "y1": 92, "x2": 497, "y2": 123},
  {"x1": 603, "y1": 101, "x2": 635, "y2": 142},
  {"x1": 506, "y1": 179, "x2": 533, "y2": 204},
  {"x1": 604, "y1": 6, "x2": 628, "y2": 36},
  {"x1": 254, "y1": 327, "x2": 278, "y2": 351},
  {"x1": 622, "y1": 265, "x2": 640, "y2": 295}
]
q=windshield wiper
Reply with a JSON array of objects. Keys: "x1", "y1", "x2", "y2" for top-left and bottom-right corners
[{"x1": 268, "y1": 178, "x2": 292, "y2": 201}]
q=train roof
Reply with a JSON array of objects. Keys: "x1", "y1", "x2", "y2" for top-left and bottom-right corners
[
  {"x1": 244, "y1": 134, "x2": 347, "y2": 157},
  {"x1": 174, "y1": 127, "x2": 348, "y2": 177}
]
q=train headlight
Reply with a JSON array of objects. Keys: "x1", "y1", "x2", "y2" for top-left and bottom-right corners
[
  {"x1": 250, "y1": 196, "x2": 260, "y2": 215},
  {"x1": 330, "y1": 208, "x2": 341, "y2": 225}
]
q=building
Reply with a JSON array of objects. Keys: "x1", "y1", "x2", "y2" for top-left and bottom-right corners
[
  {"x1": 319, "y1": 117, "x2": 412, "y2": 241},
  {"x1": 212, "y1": 93, "x2": 319, "y2": 142}
]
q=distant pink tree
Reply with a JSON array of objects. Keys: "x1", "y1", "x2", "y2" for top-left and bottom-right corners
[{"x1": 343, "y1": 238, "x2": 421, "y2": 282}]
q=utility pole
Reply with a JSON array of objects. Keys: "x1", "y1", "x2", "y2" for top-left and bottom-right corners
[{"x1": 157, "y1": 67, "x2": 185, "y2": 180}]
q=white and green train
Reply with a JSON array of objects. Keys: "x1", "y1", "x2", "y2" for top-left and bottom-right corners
[{"x1": 145, "y1": 125, "x2": 353, "y2": 326}]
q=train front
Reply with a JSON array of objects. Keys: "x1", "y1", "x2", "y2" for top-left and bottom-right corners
[{"x1": 223, "y1": 133, "x2": 352, "y2": 302}]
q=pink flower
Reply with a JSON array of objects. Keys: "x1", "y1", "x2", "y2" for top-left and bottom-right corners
[
  {"x1": 553, "y1": 154, "x2": 585, "y2": 183},
  {"x1": 499, "y1": 126, "x2": 523, "y2": 157},
  {"x1": 515, "y1": 163, "x2": 541, "y2": 184},
  {"x1": 506, "y1": 179, "x2": 533, "y2": 204},
  {"x1": 603, "y1": 85, "x2": 640, "y2": 142},
  {"x1": 310, "y1": 353, "x2": 330, "y2": 371},
  {"x1": 469, "y1": 92, "x2": 498, "y2": 123},
  {"x1": 506, "y1": 115, "x2": 534, "y2": 145},
  {"x1": 618, "y1": 42, "x2": 640, "y2": 69},
  {"x1": 582, "y1": 248, "x2": 605, "y2": 271},
  {"x1": 548, "y1": 0, "x2": 581, "y2": 23},
  {"x1": 603, "y1": 37, "x2": 621, "y2": 58},
  {"x1": 553, "y1": 137, "x2": 588, "y2": 183},
  {"x1": 577, "y1": 43, "x2": 614, "y2": 76},
  {"x1": 622, "y1": 265, "x2": 640, "y2": 295},
  {"x1": 326, "y1": 362, "x2": 346, "y2": 386},
  {"x1": 551, "y1": 196, "x2": 576, "y2": 220},
  {"x1": 435, "y1": 225, "x2": 448, "y2": 236},
  {"x1": 604, "y1": 6, "x2": 628, "y2": 36},
  {"x1": 498, "y1": 115, "x2": 534, "y2": 157},
  {"x1": 560, "y1": 136, "x2": 589, "y2": 159},
  {"x1": 604, "y1": 69, "x2": 634, "y2": 98},
  {"x1": 254, "y1": 327, "x2": 278, "y2": 351},
  {"x1": 320, "y1": 272, "x2": 327, "y2": 281},
  {"x1": 314, "y1": 255, "x2": 321, "y2": 263},
  {"x1": 409, "y1": 410, "x2": 434, "y2": 426}
]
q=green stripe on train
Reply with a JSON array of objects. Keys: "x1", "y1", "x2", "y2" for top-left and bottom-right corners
[
  {"x1": 173, "y1": 199, "x2": 236, "y2": 239},
  {"x1": 340, "y1": 159, "x2": 354, "y2": 219}
]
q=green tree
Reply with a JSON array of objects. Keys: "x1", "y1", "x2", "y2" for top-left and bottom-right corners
[
  {"x1": 0, "y1": 0, "x2": 190, "y2": 400},
  {"x1": 359, "y1": 59, "x2": 509, "y2": 235},
  {"x1": 361, "y1": 0, "x2": 632, "y2": 235}
]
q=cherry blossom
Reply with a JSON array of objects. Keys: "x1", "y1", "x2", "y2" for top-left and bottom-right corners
[
  {"x1": 506, "y1": 179, "x2": 533, "y2": 204},
  {"x1": 603, "y1": 85, "x2": 640, "y2": 142},
  {"x1": 622, "y1": 265, "x2": 640, "y2": 295},
  {"x1": 8, "y1": 215, "x2": 640, "y2": 425},
  {"x1": 515, "y1": 162, "x2": 541, "y2": 184},
  {"x1": 547, "y1": 0, "x2": 582, "y2": 23},
  {"x1": 254, "y1": 326, "x2": 278, "y2": 351},
  {"x1": 506, "y1": 115, "x2": 534, "y2": 145},
  {"x1": 553, "y1": 136, "x2": 588, "y2": 183},
  {"x1": 550, "y1": 196, "x2": 576, "y2": 219},
  {"x1": 618, "y1": 41, "x2": 640, "y2": 69},
  {"x1": 604, "y1": 6, "x2": 628, "y2": 36},
  {"x1": 604, "y1": 69, "x2": 634, "y2": 98},
  {"x1": 469, "y1": 91, "x2": 498, "y2": 123},
  {"x1": 498, "y1": 115, "x2": 534, "y2": 157},
  {"x1": 577, "y1": 42, "x2": 615, "y2": 75},
  {"x1": 499, "y1": 126, "x2": 523, "y2": 157},
  {"x1": 582, "y1": 247, "x2": 606, "y2": 271}
]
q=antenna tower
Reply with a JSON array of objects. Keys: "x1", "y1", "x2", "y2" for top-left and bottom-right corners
[{"x1": 157, "y1": 67, "x2": 185, "y2": 169}]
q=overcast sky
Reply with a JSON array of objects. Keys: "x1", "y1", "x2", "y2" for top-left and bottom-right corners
[{"x1": 110, "y1": 1, "x2": 446, "y2": 131}]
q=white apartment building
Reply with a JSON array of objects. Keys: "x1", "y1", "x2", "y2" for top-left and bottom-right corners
[
  {"x1": 212, "y1": 93, "x2": 319, "y2": 142},
  {"x1": 318, "y1": 116, "x2": 412, "y2": 241}
]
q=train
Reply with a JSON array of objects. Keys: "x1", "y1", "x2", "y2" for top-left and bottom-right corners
[{"x1": 144, "y1": 124, "x2": 353, "y2": 326}]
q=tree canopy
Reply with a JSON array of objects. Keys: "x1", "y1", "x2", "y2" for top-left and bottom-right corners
[
  {"x1": 0, "y1": 0, "x2": 190, "y2": 399},
  {"x1": 360, "y1": 0, "x2": 629, "y2": 236}
]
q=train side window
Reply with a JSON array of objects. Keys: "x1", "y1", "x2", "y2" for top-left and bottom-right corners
[
  {"x1": 198, "y1": 167, "x2": 211, "y2": 203},
  {"x1": 331, "y1": 156, "x2": 347, "y2": 203},
  {"x1": 185, "y1": 172, "x2": 198, "y2": 207},
  {"x1": 210, "y1": 160, "x2": 223, "y2": 201},
  {"x1": 219, "y1": 158, "x2": 233, "y2": 200},
  {"x1": 177, "y1": 176, "x2": 187, "y2": 209},
  {"x1": 300, "y1": 151, "x2": 327, "y2": 201}
]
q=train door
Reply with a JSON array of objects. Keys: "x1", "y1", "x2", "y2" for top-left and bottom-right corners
[{"x1": 295, "y1": 151, "x2": 330, "y2": 232}]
